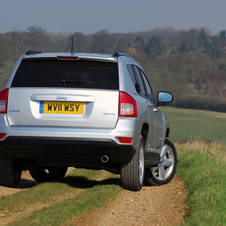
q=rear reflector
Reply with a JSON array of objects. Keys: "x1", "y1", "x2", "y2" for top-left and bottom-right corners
[
  {"x1": 0, "y1": 88, "x2": 9, "y2": 113},
  {"x1": 57, "y1": 56, "x2": 78, "y2": 60},
  {"x1": 119, "y1": 91, "x2": 137, "y2": 117},
  {"x1": 118, "y1": 137, "x2": 133, "y2": 144},
  {"x1": 0, "y1": 134, "x2": 5, "y2": 140}
]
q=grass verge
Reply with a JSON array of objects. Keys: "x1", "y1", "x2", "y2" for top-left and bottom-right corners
[
  {"x1": 10, "y1": 184, "x2": 121, "y2": 226},
  {"x1": 176, "y1": 139, "x2": 226, "y2": 225},
  {"x1": 0, "y1": 169, "x2": 103, "y2": 213},
  {"x1": 0, "y1": 169, "x2": 122, "y2": 225}
]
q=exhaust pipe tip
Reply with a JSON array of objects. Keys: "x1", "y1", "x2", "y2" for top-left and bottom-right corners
[{"x1": 101, "y1": 155, "x2": 109, "y2": 163}]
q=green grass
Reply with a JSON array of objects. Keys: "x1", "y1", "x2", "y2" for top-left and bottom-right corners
[
  {"x1": 176, "y1": 140, "x2": 226, "y2": 225},
  {"x1": 161, "y1": 107, "x2": 226, "y2": 143},
  {"x1": 10, "y1": 184, "x2": 121, "y2": 226},
  {"x1": 0, "y1": 169, "x2": 105, "y2": 213},
  {"x1": 160, "y1": 107, "x2": 226, "y2": 224},
  {"x1": 0, "y1": 169, "x2": 121, "y2": 225}
]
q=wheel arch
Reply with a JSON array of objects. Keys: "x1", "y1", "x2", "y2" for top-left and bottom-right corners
[{"x1": 165, "y1": 127, "x2": 170, "y2": 139}]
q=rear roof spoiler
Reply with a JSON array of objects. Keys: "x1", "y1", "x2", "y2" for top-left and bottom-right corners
[
  {"x1": 25, "y1": 50, "x2": 42, "y2": 55},
  {"x1": 113, "y1": 52, "x2": 133, "y2": 59}
]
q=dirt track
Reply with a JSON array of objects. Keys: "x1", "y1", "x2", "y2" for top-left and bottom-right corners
[
  {"x1": 0, "y1": 172, "x2": 187, "y2": 226},
  {"x1": 76, "y1": 175, "x2": 188, "y2": 226}
]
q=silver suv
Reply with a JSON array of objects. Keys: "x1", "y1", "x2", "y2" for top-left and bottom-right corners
[{"x1": 0, "y1": 50, "x2": 177, "y2": 191}]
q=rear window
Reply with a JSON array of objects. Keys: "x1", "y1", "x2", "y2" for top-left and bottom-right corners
[{"x1": 11, "y1": 58, "x2": 119, "y2": 90}]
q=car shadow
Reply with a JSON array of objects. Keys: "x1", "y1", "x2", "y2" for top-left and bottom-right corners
[
  {"x1": 58, "y1": 176, "x2": 121, "y2": 189},
  {"x1": 12, "y1": 178, "x2": 38, "y2": 189},
  {"x1": 12, "y1": 175, "x2": 121, "y2": 190}
]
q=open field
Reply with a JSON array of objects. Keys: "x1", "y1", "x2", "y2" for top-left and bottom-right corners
[{"x1": 161, "y1": 107, "x2": 226, "y2": 143}]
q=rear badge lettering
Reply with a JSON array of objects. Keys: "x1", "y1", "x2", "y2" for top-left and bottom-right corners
[
  {"x1": 9, "y1": 110, "x2": 20, "y2": 113},
  {"x1": 103, "y1": 113, "x2": 115, "y2": 115},
  {"x1": 56, "y1": 96, "x2": 67, "y2": 101}
]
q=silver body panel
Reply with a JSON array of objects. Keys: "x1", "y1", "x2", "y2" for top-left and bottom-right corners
[
  {"x1": 7, "y1": 88, "x2": 119, "y2": 129},
  {"x1": 0, "y1": 52, "x2": 170, "y2": 168}
]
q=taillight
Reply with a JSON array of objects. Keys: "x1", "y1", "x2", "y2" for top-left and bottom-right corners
[
  {"x1": 0, "y1": 88, "x2": 9, "y2": 113},
  {"x1": 119, "y1": 91, "x2": 138, "y2": 117}
]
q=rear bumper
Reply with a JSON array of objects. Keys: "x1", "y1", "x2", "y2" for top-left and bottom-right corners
[{"x1": 0, "y1": 136, "x2": 136, "y2": 163}]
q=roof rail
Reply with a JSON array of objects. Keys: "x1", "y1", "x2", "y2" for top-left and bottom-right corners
[
  {"x1": 25, "y1": 50, "x2": 42, "y2": 55},
  {"x1": 113, "y1": 52, "x2": 133, "y2": 59}
]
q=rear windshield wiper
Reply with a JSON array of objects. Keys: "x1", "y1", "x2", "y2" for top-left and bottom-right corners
[{"x1": 62, "y1": 80, "x2": 94, "y2": 85}]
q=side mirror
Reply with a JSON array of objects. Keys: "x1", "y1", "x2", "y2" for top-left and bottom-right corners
[{"x1": 157, "y1": 92, "x2": 173, "y2": 106}]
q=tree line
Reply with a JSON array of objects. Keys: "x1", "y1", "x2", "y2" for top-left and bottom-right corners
[{"x1": 1, "y1": 26, "x2": 226, "y2": 112}]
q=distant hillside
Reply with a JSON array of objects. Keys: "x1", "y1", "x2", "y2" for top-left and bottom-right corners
[{"x1": 1, "y1": 26, "x2": 226, "y2": 111}]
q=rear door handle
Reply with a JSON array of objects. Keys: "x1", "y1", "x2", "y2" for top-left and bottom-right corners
[{"x1": 153, "y1": 108, "x2": 159, "y2": 112}]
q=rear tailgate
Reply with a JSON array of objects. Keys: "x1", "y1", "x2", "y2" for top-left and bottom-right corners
[
  {"x1": 7, "y1": 57, "x2": 119, "y2": 129},
  {"x1": 7, "y1": 88, "x2": 119, "y2": 128}
]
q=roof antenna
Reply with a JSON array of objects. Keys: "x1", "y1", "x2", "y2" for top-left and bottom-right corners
[{"x1": 71, "y1": 36, "x2": 74, "y2": 55}]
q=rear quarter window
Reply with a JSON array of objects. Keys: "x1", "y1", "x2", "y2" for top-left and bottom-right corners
[{"x1": 11, "y1": 58, "x2": 119, "y2": 90}]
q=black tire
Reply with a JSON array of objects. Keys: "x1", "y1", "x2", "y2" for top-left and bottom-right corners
[
  {"x1": 121, "y1": 135, "x2": 145, "y2": 191},
  {"x1": 29, "y1": 166, "x2": 68, "y2": 182},
  {"x1": 0, "y1": 156, "x2": 22, "y2": 187},
  {"x1": 144, "y1": 138, "x2": 177, "y2": 186}
]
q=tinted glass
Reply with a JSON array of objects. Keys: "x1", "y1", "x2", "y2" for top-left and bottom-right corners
[
  {"x1": 132, "y1": 66, "x2": 146, "y2": 96},
  {"x1": 126, "y1": 64, "x2": 137, "y2": 85},
  {"x1": 11, "y1": 59, "x2": 119, "y2": 90},
  {"x1": 139, "y1": 69, "x2": 155, "y2": 103}
]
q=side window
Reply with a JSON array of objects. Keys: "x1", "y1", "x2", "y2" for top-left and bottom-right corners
[
  {"x1": 126, "y1": 65, "x2": 136, "y2": 85},
  {"x1": 132, "y1": 65, "x2": 146, "y2": 97},
  {"x1": 139, "y1": 69, "x2": 155, "y2": 103}
]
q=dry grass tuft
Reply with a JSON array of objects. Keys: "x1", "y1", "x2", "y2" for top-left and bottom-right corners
[{"x1": 175, "y1": 138, "x2": 226, "y2": 161}]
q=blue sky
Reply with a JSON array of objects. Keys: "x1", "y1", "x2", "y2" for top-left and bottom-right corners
[{"x1": 1, "y1": 0, "x2": 226, "y2": 35}]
